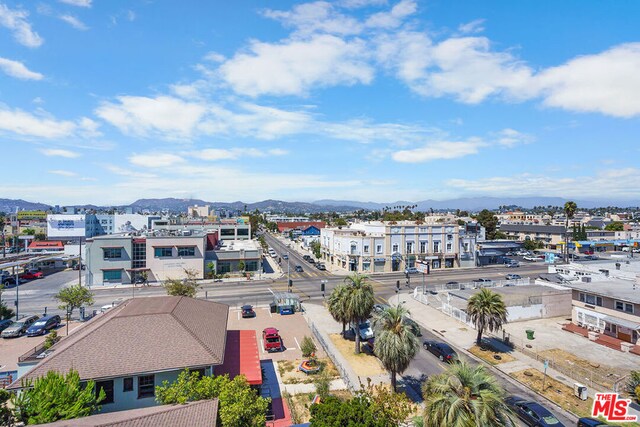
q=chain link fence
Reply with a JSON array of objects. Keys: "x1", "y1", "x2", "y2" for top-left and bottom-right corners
[{"x1": 308, "y1": 321, "x2": 356, "y2": 392}]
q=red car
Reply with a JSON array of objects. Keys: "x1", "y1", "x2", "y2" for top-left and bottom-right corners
[
  {"x1": 262, "y1": 327, "x2": 283, "y2": 352},
  {"x1": 21, "y1": 271, "x2": 44, "y2": 280}
]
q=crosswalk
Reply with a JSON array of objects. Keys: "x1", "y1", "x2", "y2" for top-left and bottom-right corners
[{"x1": 286, "y1": 271, "x2": 333, "y2": 279}]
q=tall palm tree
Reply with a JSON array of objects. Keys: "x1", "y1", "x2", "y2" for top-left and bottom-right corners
[
  {"x1": 564, "y1": 201, "x2": 577, "y2": 263},
  {"x1": 423, "y1": 361, "x2": 515, "y2": 427},
  {"x1": 327, "y1": 284, "x2": 349, "y2": 334},
  {"x1": 372, "y1": 304, "x2": 419, "y2": 391},
  {"x1": 343, "y1": 273, "x2": 374, "y2": 354},
  {"x1": 466, "y1": 288, "x2": 508, "y2": 346}
]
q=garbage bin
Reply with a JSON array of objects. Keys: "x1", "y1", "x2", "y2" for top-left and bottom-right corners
[
  {"x1": 574, "y1": 383, "x2": 588, "y2": 400},
  {"x1": 526, "y1": 329, "x2": 535, "y2": 340}
]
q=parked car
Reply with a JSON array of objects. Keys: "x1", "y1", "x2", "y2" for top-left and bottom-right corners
[
  {"x1": 583, "y1": 250, "x2": 594, "y2": 255},
  {"x1": 472, "y1": 278, "x2": 492, "y2": 284},
  {"x1": 372, "y1": 303, "x2": 390, "y2": 314},
  {"x1": 404, "y1": 267, "x2": 419, "y2": 274},
  {"x1": 423, "y1": 340, "x2": 458, "y2": 363},
  {"x1": 72, "y1": 263, "x2": 86, "y2": 270},
  {"x1": 350, "y1": 320, "x2": 374, "y2": 340},
  {"x1": 506, "y1": 261, "x2": 520, "y2": 268},
  {"x1": 2, "y1": 276, "x2": 24, "y2": 286},
  {"x1": 302, "y1": 255, "x2": 311, "y2": 261},
  {"x1": 403, "y1": 316, "x2": 422, "y2": 337},
  {"x1": 21, "y1": 270, "x2": 44, "y2": 280},
  {"x1": 1, "y1": 315, "x2": 39, "y2": 338},
  {"x1": 505, "y1": 396, "x2": 565, "y2": 427},
  {"x1": 241, "y1": 305, "x2": 256, "y2": 318},
  {"x1": 523, "y1": 255, "x2": 542, "y2": 262},
  {"x1": 282, "y1": 253, "x2": 288, "y2": 260},
  {"x1": 445, "y1": 281, "x2": 460, "y2": 289},
  {"x1": 26, "y1": 315, "x2": 61, "y2": 336},
  {"x1": 308, "y1": 258, "x2": 315, "y2": 264},
  {"x1": 505, "y1": 274, "x2": 521, "y2": 280},
  {"x1": 262, "y1": 327, "x2": 283, "y2": 352},
  {"x1": 295, "y1": 265, "x2": 303, "y2": 273},
  {"x1": 0, "y1": 319, "x2": 14, "y2": 333},
  {"x1": 584, "y1": 255, "x2": 599, "y2": 260},
  {"x1": 577, "y1": 418, "x2": 606, "y2": 427},
  {"x1": 315, "y1": 263, "x2": 326, "y2": 271}
]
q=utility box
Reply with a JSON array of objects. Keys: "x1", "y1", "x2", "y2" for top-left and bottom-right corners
[{"x1": 574, "y1": 383, "x2": 588, "y2": 400}]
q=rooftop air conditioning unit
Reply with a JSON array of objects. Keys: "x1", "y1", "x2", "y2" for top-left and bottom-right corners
[{"x1": 581, "y1": 276, "x2": 592, "y2": 283}]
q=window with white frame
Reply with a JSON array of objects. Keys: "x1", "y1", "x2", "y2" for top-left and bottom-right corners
[
  {"x1": 615, "y1": 300, "x2": 634, "y2": 313},
  {"x1": 406, "y1": 242, "x2": 413, "y2": 253},
  {"x1": 579, "y1": 293, "x2": 603, "y2": 307},
  {"x1": 420, "y1": 241, "x2": 427, "y2": 253},
  {"x1": 376, "y1": 244, "x2": 382, "y2": 254},
  {"x1": 446, "y1": 243, "x2": 452, "y2": 253},
  {"x1": 363, "y1": 245, "x2": 369, "y2": 253},
  {"x1": 392, "y1": 243, "x2": 399, "y2": 253},
  {"x1": 433, "y1": 241, "x2": 440, "y2": 253}
]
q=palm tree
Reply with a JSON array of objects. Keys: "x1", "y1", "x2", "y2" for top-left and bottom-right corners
[
  {"x1": 343, "y1": 273, "x2": 374, "y2": 354},
  {"x1": 372, "y1": 304, "x2": 419, "y2": 391},
  {"x1": 466, "y1": 288, "x2": 508, "y2": 346},
  {"x1": 423, "y1": 361, "x2": 515, "y2": 427},
  {"x1": 327, "y1": 284, "x2": 349, "y2": 335},
  {"x1": 564, "y1": 201, "x2": 577, "y2": 263}
]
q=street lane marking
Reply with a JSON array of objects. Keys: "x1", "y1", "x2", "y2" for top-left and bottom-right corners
[{"x1": 294, "y1": 336, "x2": 301, "y2": 350}]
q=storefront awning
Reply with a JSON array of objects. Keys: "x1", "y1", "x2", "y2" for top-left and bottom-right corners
[
  {"x1": 216, "y1": 330, "x2": 262, "y2": 385},
  {"x1": 602, "y1": 315, "x2": 640, "y2": 331}
]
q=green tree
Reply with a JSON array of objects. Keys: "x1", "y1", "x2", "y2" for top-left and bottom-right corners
[
  {"x1": 334, "y1": 218, "x2": 348, "y2": 227},
  {"x1": 300, "y1": 335, "x2": 317, "y2": 357},
  {"x1": 343, "y1": 273, "x2": 375, "y2": 354},
  {"x1": 466, "y1": 288, "x2": 508, "y2": 346},
  {"x1": 54, "y1": 284, "x2": 94, "y2": 335},
  {"x1": 237, "y1": 260, "x2": 246, "y2": 273},
  {"x1": 422, "y1": 362, "x2": 515, "y2": 427},
  {"x1": 522, "y1": 239, "x2": 544, "y2": 251},
  {"x1": 564, "y1": 201, "x2": 577, "y2": 262},
  {"x1": 626, "y1": 371, "x2": 640, "y2": 403},
  {"x1": 372, "y1": 304, "x2": 419, "y2": 391},
  {"x1": 155, "y1": 370, "x2": 269, "y2": 427},
  {"x1": 12, "y1": 370, "x2": 105, "y2": 425},
  {"x1": 21, "y1": 228, "x2": 36, "y2": 235},
  {"x1": 327, "y1": 284, "x2": 350, "y2": 335},
  {"x1": 0, "y1": 389, "x2": 13, "y2": 427},
  {"x1": 605, "y1": 221, "x2": 624, "y2": 231},
  {"x1": 34, "y1": 232, "x2": 46, "y2": 241},
  {"x1": 0, "y1": 299, "x2": 14, "y2": 320},
  {"x1": 42, "y1": 330, "x2": 59, "y2": 350},
  {"x1": 476, "y1": 210, "x2": 499, "y2": 240},
  {"x1": 310, "y1": 240, "x2": 322, "y2": 259},
  {"x1": 163, "y1": 268, "x2": 201, "y2": 298}
]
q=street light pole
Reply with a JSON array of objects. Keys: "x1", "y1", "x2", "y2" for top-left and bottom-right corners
[
  {"x1": 287, "y1": 251, "x2": 290, "y2": 284},
  {"x1": 78, "y1": 238, "x2": 83, "y2": 286}
]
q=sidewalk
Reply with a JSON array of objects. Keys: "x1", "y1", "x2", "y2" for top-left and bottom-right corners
[{"x1": 398, "y1": 292, "x2": 640, "y2": 422}]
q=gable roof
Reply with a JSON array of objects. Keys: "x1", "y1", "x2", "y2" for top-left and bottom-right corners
[
  {"x1": 11, "y1": 296, "x2": 228, "y2": 388},
  {"x1": 499, "y1": 224, "x2": 565, "y2": 234},
  {"x1": 276, "y1": 221, "x2": 326, "y2": 233},
  {"x1": 36, "y1": 400, "x2": 218, "y2": 427}
]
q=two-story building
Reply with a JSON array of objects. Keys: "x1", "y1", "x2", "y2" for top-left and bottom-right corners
[
  {"x1": 499, "y1": 224, "x2": 566, "y2": 248},
  {"x1": 320, "y1": 221, "x2": 460, "y2": 273}
]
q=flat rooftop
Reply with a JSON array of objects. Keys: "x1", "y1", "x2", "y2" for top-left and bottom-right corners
[
  {"x1": 564, "y1": 278, "x2": 640, "y2": 304},
  {"x1": 217, "y1": 240, "x2": 260, "y2": 252},
  {"x1": 448, "y1": 285, "x2": 570, "y2": 309}
]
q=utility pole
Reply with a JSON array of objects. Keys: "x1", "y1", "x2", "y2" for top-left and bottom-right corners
[
  {"x1": 14, "y1": 266, "x2": 18, "y2": 319},
  {"x1": 78, "y1": 238, "x2": 83, "y2": 286},
  {"x1": 1, "y1": 231, "x2": 5, "y2": 258},
  {"x1": 287, "y1": 251, "x2": 290, "y2": 284}
]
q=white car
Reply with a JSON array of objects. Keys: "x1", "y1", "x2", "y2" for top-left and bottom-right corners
[{"x1": 523, "y1": 255, "x2": 542, "y2": 262}]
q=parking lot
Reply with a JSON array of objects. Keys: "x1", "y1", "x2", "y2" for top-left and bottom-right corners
[{"x1": 226, "y1": 307, "x2": 324, "y2": 362}]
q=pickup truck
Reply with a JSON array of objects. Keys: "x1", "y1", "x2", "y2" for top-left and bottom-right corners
[{"x1": 262, "y1": 327, "x2": 283, "y2": 352}]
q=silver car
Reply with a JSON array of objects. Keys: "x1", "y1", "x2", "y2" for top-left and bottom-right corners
[{"x1": 1, "y1": 315, "x2": 39, "y2": 338}]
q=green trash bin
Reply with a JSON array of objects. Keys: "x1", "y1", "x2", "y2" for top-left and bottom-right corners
[{"x1": 526, "y1": 329, "x2": 535, "y2": 340}]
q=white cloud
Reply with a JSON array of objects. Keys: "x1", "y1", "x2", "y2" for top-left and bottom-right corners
[
  {"x1": 0, "y1": 4, "x2": 43, "y2": 47},
  {"x1": 365, "y1": 0, "x2": 416, "y2": 29},
  {"x1": 493, "y1": 128, "x2": 534, "y2": 147},
  {"x1": 446, "y1": 168, "x2": 640, "y2": 200},
  {"x1": 392, "y1": 139, "x2": 485, "y2": 163},
  {"x1": 59, "y1": 14, "x2": 89, "y2": 30},
  {"x1": 203, "y1": 51, "x2": 225, "y2": 62},
  {"x1": 218, "y1": 34, "x2": 374, "y2": 97},
  {"x1": 339, "y1": 0, "x2": 388, "y2": 8},
  {"x1": 535, "y1": 43, "x2": 640, "y2": 118},
  {"x1": 127, "y1": 10, "x2": 135, "y2": 21},
  {"x1": 194, "y1": 147, "x2": 289, "y2": 161},
  {"x1": 59, "y1": 0, "x2": 92, "y2": 7},
  {"x1": 263, "y1": 1, "x2": 363, "y2": 36},
  {"x1": 0, "y1": 57, "x2": 43, "y2": 80},
  {"x1": 458, "y1": 19, "x2": 485, "y2": 34},
  {"x1": 96, "y1": 95, "x2": 207, "y2": 139},
  {"x1": 105, "y1": 165, "x2": 156, "y2": 179},
  {"x1": 49, "y1": 170, "x2": 77, "y2": 177},
  {"x1": 129, "y1": 153, "x2": 186, "y2": 168},
  {"x1": 41, "y1": 148, "x2": 80, "y2": 158},
  {"x1": 0, "y1": 107, "x2": 75, "y2": 138}
]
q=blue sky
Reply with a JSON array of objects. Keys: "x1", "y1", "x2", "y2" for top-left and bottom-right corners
[{"x1": 1, "y1": 0, "x2": 639, "y2": 205}]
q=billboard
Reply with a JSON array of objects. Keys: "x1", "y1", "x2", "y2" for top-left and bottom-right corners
[
  {"x1": 47, "y1": 214, "x2": 86, "y2": 238},
  {"x1": 113, "y1": 214, "x2": 150, "y2": 233}
]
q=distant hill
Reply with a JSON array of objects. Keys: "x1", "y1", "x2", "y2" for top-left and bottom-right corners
[{"x1": 0, "y1": 198, "x2": 52, "y2": 214}]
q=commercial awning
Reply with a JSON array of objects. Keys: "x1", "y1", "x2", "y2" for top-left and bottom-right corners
[
  {"x1": 216, "y1": 330, "x2": 262, "y2": 385},
  {"x1": 602, "y1": 316, "x2": 640, "y2": 330},
  {"x1": 125, "y1": 267, "x2": 150, "y2": 272}
]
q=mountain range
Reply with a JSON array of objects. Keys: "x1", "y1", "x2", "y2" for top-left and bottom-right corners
[{"x1": 1, "y1": 197, "x2": 638, "y2": 215}]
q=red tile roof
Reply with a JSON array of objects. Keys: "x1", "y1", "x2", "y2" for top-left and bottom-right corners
[
  {"x1": 28, "y1": 240, "x2": 64, "y2": 249},
  {"x1": 36, "y1": 400, "x2": 218, "y2": 427},
  {"x1": 216, "y1": 330, "x2": 261, "y2": 385},
  {"x1": 276, "y1": 221, "x2": 326, "y2": 233}
]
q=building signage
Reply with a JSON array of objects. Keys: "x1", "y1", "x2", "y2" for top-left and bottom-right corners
[{"x1": 47, "y1": 215, "x2": 86, "y2": 238}]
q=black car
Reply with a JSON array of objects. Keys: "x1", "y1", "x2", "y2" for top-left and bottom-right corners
[
  {"x1": 308, "y1": 258, "x2": 315, "y2": 264},
  {"x1": 373, "y1": 303, "x2": 390, "y2": 314},
  {"x1": 505, "y1": 396, "x2": 565, "y2": 427},
  {"x1": 423, "y1": 340, "x2": 458, "y2": 362},
  {"x1": 302, "y1": 255, "x2": 311, "y2": 261},
  {"x1": 403, "y1": 317, "x2": 422, "y2": 337},
  {"x1": 26, "y1": 315, "x2": 61, "y2": 336},
  {"x1": 2, "y1": 276, "x2": 23, "y2": 286},
  {"x1": 315, "y1": 263, "x2": 326, "y2": 270},
  {"x1": 295, "y1": 265, "x2": 303, "y2": 272},
  {"x1": 241, "y1": 305, "x2": 256, "y2": 318},
  {"x1": 577, "y1": 418, "x2": 606, "y2": 427}
]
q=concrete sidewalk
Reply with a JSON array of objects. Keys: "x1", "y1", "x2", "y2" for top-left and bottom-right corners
[{"x1": 397, "y1": 291, "x2": 640, "y2": 423}]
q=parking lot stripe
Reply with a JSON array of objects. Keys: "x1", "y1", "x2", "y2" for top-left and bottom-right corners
[{"x1": 294, "y1": 336, "x2": 301, "y2": 350}]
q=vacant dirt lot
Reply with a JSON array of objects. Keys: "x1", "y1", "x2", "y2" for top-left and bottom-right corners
[{"x1": 329, "y1": 333, "x2": 385, "y2": 377}]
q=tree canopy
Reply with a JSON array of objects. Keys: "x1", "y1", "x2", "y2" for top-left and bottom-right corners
[
  {"x1": 466, "y1": 288, "x2": 508, "y2": 346},
  {"x1": 12, "y1": 370, "x2": 104, "y2": 425},
  {"x1": 163, "y1": 268, "x2": 201, "y2": 298},
  {"x1": 475, "y1": 210, "x2": 500, "y2": 240},
  {"x1": 605, "y1": 221, "x2": 624, "y2": 231}
]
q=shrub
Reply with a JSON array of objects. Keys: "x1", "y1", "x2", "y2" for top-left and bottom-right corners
[
  {"x1": 43, "y1": 330, "x2": 59, "y2": 350},
  {"x1": 301, "y1": 336, "x2": 317, "y2": 358}
]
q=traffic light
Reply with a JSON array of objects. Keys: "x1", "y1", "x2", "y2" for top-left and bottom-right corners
[
  {"x1": 288, "y1": 279, "x2": 293, "y2": 292},
  {"x1": 320, "y1": 282, "x2": 325, "y2": 292}
]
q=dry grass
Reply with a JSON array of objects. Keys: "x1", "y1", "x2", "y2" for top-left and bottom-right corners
[
  {"x1": 277, "y1": 358, "x2": 340, "y2": 384},
  {"x1": 511, "y1": 369, "x2": 640, "y2": 426},
  {"x1": 469, "y1": 344, "x2": 516, "y2": 365},
  {"x1": 537, "y1": 348, "x2": 625, "y2": 388},
  {"x1": 329, "y1": 333, "x2": 385, "y2": 377}
]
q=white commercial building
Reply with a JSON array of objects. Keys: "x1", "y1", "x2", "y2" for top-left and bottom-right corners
[{"x1": 320, "y1": 221, "x2": 460, "y2": 273}]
